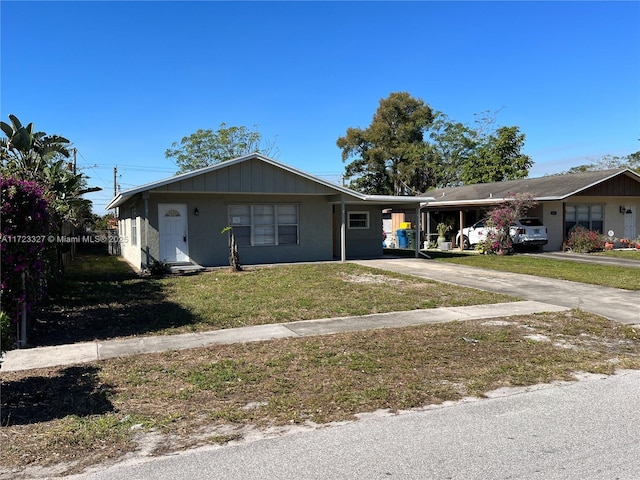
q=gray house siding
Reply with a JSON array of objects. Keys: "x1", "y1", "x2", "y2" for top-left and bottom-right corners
[
  {"x1": 153, "y1": 158, "x2": 336, "y2": 195},
  {"x1": 338, "y1": 206, "x2": 384, "y2": 259},
  {"x1": 109, "y1": 154, "x2": 431, "y2": 270},
  {"x1": 122, "y1": 193, "x2": 335, "y2": 269}
]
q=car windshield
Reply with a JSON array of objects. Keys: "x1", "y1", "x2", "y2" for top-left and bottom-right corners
[{"x1": 518, "y1": 218, "x2": 543, "y2": 226}]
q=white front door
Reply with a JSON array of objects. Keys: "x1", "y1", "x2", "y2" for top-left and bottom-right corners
[
  {"x1": 159, "y1": 204, "x2": 189, "y2": 263},
  {"x1": 624, "y1": 205, "x2": 636, "y2": 240}
]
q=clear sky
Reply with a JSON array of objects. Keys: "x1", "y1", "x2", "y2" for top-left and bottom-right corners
[{"x1": 2, "y1": 1, "x2": 639, "y2": 214}]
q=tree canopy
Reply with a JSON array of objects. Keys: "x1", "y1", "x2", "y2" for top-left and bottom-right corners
[
  {"x1": 337, "y1": 93, "x2": 534, "y2": 194},
  {"x1": 461, "y1": 125, "x2": 532, "y2": 184},
  {"x1": 1, "y1": 114, "x2": 94, "y2": 227},
  {"x1": 337, "y1": 92, "x2": 434, "y2": 195},
  {"x1": 165, "y1": 123, "x2": 279, "y2": 174},
  {"x1": 562, "y1": 151, "x2": 640, "y2": 174}
]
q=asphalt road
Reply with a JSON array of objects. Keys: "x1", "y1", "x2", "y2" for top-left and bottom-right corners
[{"x1": 68, "y1": 370, "x2": 640, "y2": 480}]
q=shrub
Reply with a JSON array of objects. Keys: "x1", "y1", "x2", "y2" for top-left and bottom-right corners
[
  {"x1": 149, "y1": 260, "x2": 170, "y2": 276},
  {"x1": 1, "y1": 311, "x2": 12, "y2": 362},
  {"x1": 565, "y1": 226, "x2": 604, "y2": 253},
  {"x1": 477, "y1": 192, "x2": 537, "y2": 255},
  {"x1": 1, "y1": 176, "x2": 51, "y2": 350}
]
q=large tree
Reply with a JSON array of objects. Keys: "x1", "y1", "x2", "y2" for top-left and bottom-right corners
[
  {"x1": 337, "y1": 92, "x2": 434, "y2": 195},
  {"x1": 0, "y1": 114, "x2": 94, "y2": 226},
  {"x1": 1, "y1": 113, "x2": 98, "y2": 283},
  {"x1": 424, "y1": 112, "x2": 477, "y2": 188},
  {"x1": 1, "y1": 114, "x2": 72, "y2": 181},
  {"x1": 165, "y1": 123, "x2": 279, "y2": 174},
  {"x1": 461, "y1": 125, "x2": 532, "y2": 184}
]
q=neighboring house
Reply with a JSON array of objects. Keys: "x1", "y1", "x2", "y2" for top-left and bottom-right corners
[
  {"x1": 106, "y1": 153, "x2": 433, "y2": 271},
  {"x1": 423, "y1": 168, "x2": 640, "y2": 251}
]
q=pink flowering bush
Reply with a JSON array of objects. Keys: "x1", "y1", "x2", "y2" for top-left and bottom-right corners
[
  {"x1": 1, "y1": 176, "x2": 51, "y2": 352},
  {"x1": 564, "y1": 226, "x2": 604, "y2": 253},
  {"x1": 478, "y1": 192, "x2": 537, "y2": 255}
]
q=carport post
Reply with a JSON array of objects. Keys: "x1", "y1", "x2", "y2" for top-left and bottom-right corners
[
  {"x1": 415, "y1": 205, "x2": 421, "y2": 258},
  {"x1": 459, "y1": 210, "x2": 464, "y2": 251},
  {"x1": 340, "y1": 200, "x2": 346, "y2": 262}
]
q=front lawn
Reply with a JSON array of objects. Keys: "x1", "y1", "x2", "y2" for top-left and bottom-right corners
[
  {"x1": 434, "y1": 253, "x2": 640, "y2": 290},
  {"x1": 32, "y1": 252, "x2": 514, "y2": 346}
]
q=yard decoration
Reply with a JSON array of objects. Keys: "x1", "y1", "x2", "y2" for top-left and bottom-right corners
[{"x1": 436, "y1": 222, "x2": 452, "y2": 248}]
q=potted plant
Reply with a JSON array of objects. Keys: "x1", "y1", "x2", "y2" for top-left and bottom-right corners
[{"x1": 436, "y1": 222, "x2": 452, "y2": 250}]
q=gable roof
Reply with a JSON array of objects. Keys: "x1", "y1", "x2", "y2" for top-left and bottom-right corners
[
  {"x1": 106, "y1": 153, "x2": 433, "y2": 209},
  {"x1": 425, "y1": 168, "x2": 640, "y2": 208}
]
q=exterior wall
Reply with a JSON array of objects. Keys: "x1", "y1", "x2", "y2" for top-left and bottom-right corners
[
  {"x1": 541, "y1": 197, "x2": 639, "y2": 251},
  {"x1": 541, "y1": 201, "x2": 564, "y2": 251},
  {"x1": 342, "y1": 206, "x2": 384, "y2": 258},
  {"x1": 117, "y1": 200, "x2": 143, "y2": 270},
  {"x1": 566, "y1": 196, "x2": 638, "y2": 241},
  {"x1": 154, "y1": 158, "x2": 338, "y2": 195},
  {"x1": 143, "y1": 193, "x2": 335, "y2": 268}
]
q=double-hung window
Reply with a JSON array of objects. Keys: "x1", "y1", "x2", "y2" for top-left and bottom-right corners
[{"x1": 228, "y1": 205, "x2": 299, "y2": 246}]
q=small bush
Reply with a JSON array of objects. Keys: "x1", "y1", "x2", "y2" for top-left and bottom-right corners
[
  {"x1": 565, "y1": 226, "x2": 603, "y2": 253},
  {"x1": 1, "y1": 311, "x2": 13, "y2": 362}
]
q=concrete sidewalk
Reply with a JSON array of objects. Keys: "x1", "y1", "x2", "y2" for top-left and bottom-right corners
[{"x1": 0, "y1": 300, "x2": 567, "y2": 373}]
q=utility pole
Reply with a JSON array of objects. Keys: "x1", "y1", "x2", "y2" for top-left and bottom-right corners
[
  {"x1": 72, "y1": 148, "x2": 77, "y2": 174},
  {"x1": 113, "y1": 166, "x2": 118, "y2": 197}
]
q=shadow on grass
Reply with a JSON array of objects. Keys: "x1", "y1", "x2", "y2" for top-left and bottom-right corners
[
  {"x1": 0, "y1": 365, "x2": 114, "y2": 426},
  {"x1": 31, "y1": 248, "x2": 200, "y2": 346}
]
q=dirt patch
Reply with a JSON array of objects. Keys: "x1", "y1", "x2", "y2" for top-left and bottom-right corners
[{"x1": 340, "y1": 272, "x2": 402, "y2": 285}]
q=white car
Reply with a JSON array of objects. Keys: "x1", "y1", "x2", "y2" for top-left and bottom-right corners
[{"x1": 456, "y1": 217, "x2": 548, "y2": 251}]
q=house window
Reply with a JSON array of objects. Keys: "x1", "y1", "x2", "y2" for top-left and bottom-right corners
[
  {"x1": 348, "y1": 211, "x2": 370, "y2": 229},
  {"x1": 130, "y1": 207, "x2": 137, "y2": 246},
  {"x1": 228, "y1": 205, "x2": 299, "y2": 246},
  {"x1": 565, "y1": 204, "x2": 603, "y2": 234}
]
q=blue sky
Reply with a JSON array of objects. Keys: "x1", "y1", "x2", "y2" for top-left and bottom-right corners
[{"x1": 2, "y1": 1, "x2": 639, "y2": 214}]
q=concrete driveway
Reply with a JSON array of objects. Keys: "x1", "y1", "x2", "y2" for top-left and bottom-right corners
[{"x1": 353, "y1": 257, "x2": 640, "y2": 326}]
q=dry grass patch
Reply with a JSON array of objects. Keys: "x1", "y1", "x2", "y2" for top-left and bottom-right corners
[
  {"x1": 2, "y1": 310, "x2": 639, "y2": 478},
  {"x1": 33, "y1": 258, "x2": 514, "y2": 345}
]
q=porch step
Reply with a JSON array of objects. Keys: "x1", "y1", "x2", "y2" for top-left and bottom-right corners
[{"x1": 168, "y1": 262, "x2": 206, "y2": 274}]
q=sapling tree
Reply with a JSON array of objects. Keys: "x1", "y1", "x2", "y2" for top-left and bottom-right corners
[{"x1": 221, "y1": 226, "x2": 242, "y2": 272}]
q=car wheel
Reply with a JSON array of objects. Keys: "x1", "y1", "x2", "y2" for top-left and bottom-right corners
[{"x1": 462, "y1": 235, "x2": 470, "y2": 250}]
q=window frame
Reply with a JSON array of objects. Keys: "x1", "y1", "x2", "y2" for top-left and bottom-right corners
[
  {"x1": 130, "y1": 207, "x2": 137, "y2": 246},
  {"x1": 565, "y1": 204, "x2": 604, "y2": 234},
  {"x1": 228, "y1": 204, "x2": 299, "y2": 247},
  {"x1": 347, "y1": 211, "x2": 370, "y2": 230}
]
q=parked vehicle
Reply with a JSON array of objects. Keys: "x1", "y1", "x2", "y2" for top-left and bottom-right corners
[{"x1": 456, "y1": 217, "x2": 548, "y2": 251}]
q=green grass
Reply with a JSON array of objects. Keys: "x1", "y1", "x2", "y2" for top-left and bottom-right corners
[
  {"x1": 160, "y1": 262, "x2": 512, "y2": 330},
  {"x1": 434, "y1": 253, "x2": 640, "y2": 290},
  {"x1": 33, "y1": 253, "x2": 514, "y2": 345},
  {"x1": 593, "y1": 249, "x2": 640, "y2": 260}
]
